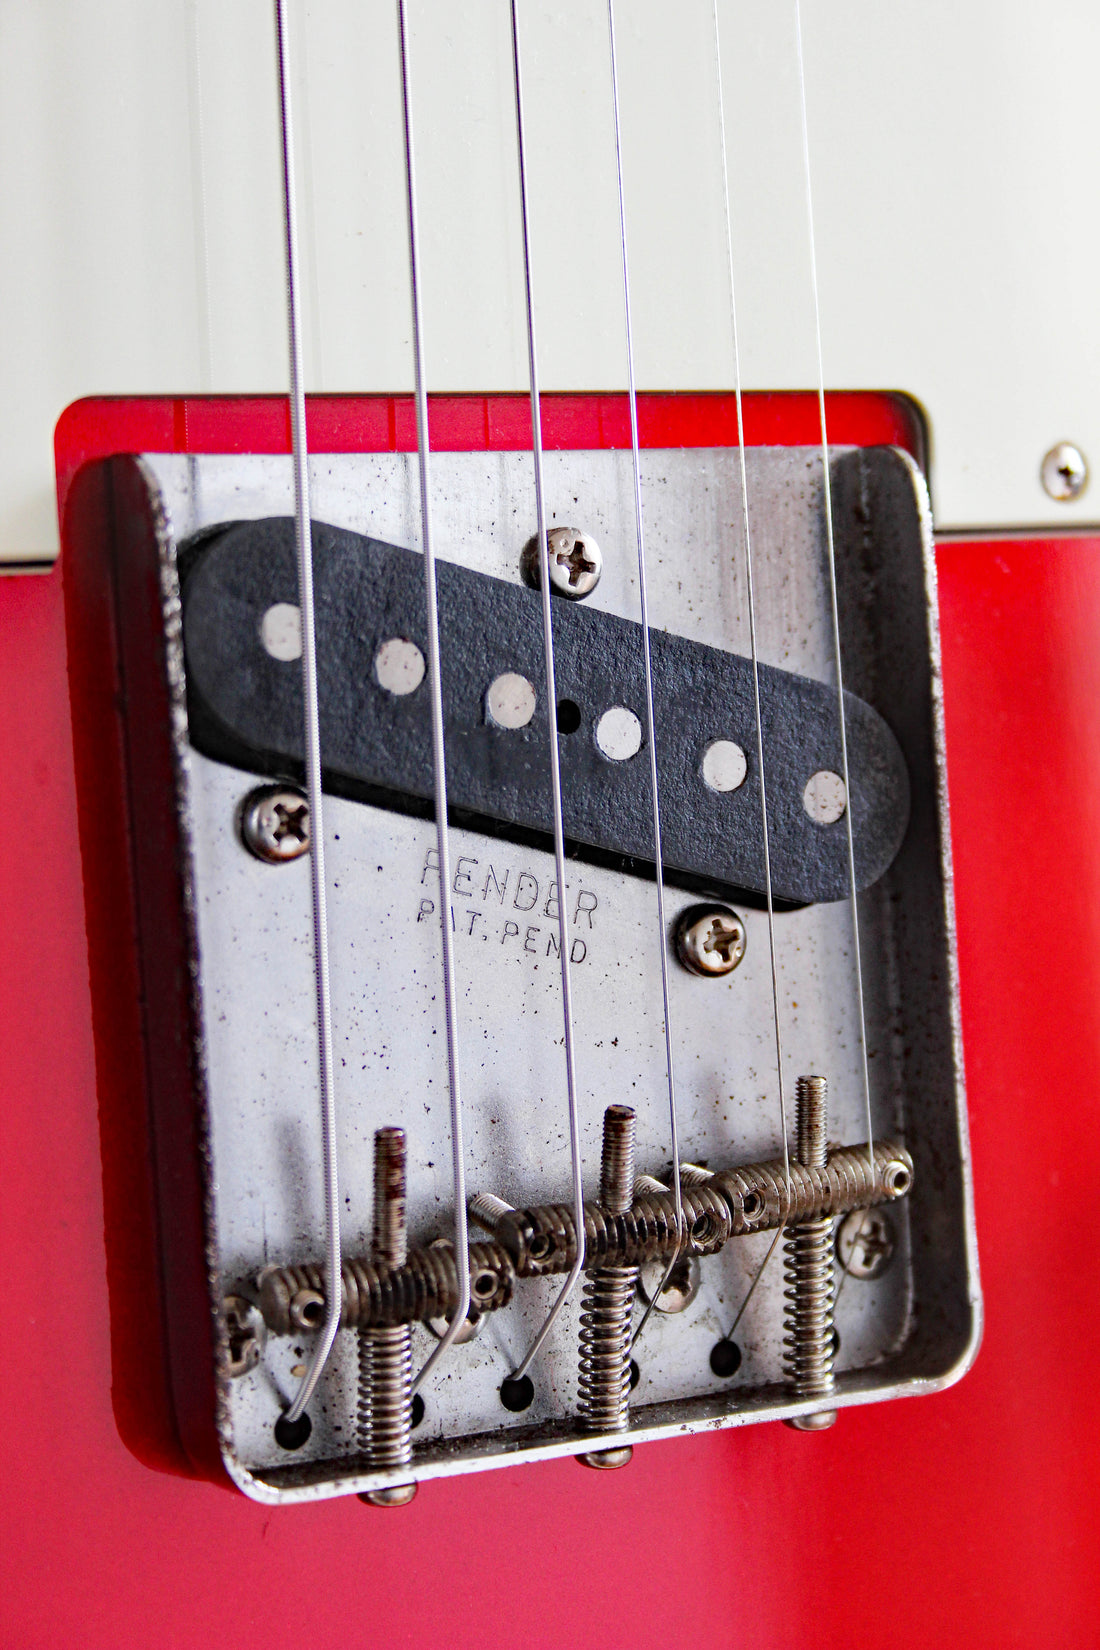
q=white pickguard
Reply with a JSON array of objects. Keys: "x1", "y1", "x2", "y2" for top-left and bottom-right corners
[{"x1": 2, "y1": 0, "x2": 1099, "y2": 563}]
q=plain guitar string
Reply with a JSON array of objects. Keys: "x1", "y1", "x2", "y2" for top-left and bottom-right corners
[
  {"x1": 601, "y1": 0, "x2": 686, "y2": 1353},
  {"x1": 709, "y1": 0, "x2": 794, "y2": 1346},
  {"x1": 272, "y1": 0, "x2": 342, "y2": 1428},
  {"x1": 506, "y1": 0, "x2": 589, "y2": 1384},
  {"x1": 395, "y1": 0, "x2": 472, "y2": 1398},
  {"x1": 710, "y1": 0, "x2": 794, "y2": 1344},
  {"x1": 794, "y1": 0, "x2": 878, "y2": 1258},
  {"x1": 722, "y1": 2, "x2": 880, "y2": 1359}
]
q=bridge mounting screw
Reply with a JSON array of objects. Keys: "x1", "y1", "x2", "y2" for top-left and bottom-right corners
[
  {"x1": 836, "y1": 1207, "x2": 895, "y2": 1279},
  {"x1": 358, "y1": 1127, "x2": 417, "y2": 1507},
  {"x1": 239, "y1": 784, "x2": 310, "y2": 863},
  {"x1": 674, "y1": 904, "x2": 746, "y2": 977},
  {"x1": 521, "y1": 526, "x2": 603, "y2": 599},
  {"x1": 577, "y1": 1105, "x2": 638, "y2": 1471},
  {"x1": 783, "y1": 1075, "x2": 838, "y2": 1431},
  {"x1": 1041, "y1": 441, "x2": 1088, "y2": 501}
]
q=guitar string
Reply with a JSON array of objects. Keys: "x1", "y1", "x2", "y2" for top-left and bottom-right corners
[
  {"x1": 273, "y1": 0, "x2": 341, "y2": 1427},
  {"x1": 275, "y1": 1, "x2": 866, "y2": 1423},
  {"x1": 711, "y1": 0, "x2": 793, "y2": 1346},
  {"x1": 794, "y1": 0, "x2": 876, "y2": 1199},
  {"x1": 600, "y1": 0, "x2": 685, "y2": 1352},
  {"x1": 184, "y1": 0, "x2": 213, "y2": 394},
  {"x1": 396, "y1": 0, "x2": 472, "y2": 1397},
  {"x1": 507, "y1": 0, "x2": 588, "y2": 1384},
  {"x1": 718, "y1": 3, "x2": 879, "y2": 1356}
]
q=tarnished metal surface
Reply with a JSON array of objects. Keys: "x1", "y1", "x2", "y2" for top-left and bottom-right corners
[
  {"x1": 782, "y1": 1076, "x2": 838, "y2": 1427},
  {"x1": 253, "y1": 1136, "x2": 911, "y2": 1334},
  {"x1": 138, "y1": 445, "x2": 975, "y2": 1503}
]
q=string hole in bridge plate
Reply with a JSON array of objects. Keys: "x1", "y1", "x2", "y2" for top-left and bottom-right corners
[
  {"x1": 595, "y1": 706, "x2": 642, "y2": 760},
  {"x1": 803, "y1": 769, "x2": 847, "y2": 825}
]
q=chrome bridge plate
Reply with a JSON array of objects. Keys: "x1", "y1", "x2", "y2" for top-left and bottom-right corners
[{"x1": 137, "y1": 444, "x2": 977, "y2": 1503}]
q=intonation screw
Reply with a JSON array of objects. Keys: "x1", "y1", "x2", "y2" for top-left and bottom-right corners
[
  {"x1": 783, "y1": 1075, "x2": 838, "y2": 1431},
  {"x1": 577, "y1": 1105, "x2": 638, "y2": 1470},
  {"x1": 467, "y1": 1192, "x2": 516, "y2": 1233},
  {"x1": 358, "y1": 1127, "x2": 417, "y2": 1506}
]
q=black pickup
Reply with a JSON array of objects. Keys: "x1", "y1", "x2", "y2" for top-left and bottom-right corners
[{"x1": 179, "y1": 517, "x2": 909, "y2": 905}]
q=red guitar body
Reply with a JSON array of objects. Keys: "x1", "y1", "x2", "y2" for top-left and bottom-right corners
[{"x1": 4, "y1": 390, "x2": 1099, "y2": 1642}]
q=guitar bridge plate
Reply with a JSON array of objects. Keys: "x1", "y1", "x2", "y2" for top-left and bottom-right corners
[{"x1": 66, "y1": 431, "x2": 978, "y2": 1504}]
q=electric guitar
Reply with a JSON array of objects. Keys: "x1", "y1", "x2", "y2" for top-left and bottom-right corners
[{"x1": 4, "y1": 3, "x2": 1099, "y2": 1645}]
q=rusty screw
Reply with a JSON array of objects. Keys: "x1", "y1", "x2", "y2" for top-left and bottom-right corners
[
  {"x1": 358, "y1": 1127, "x2": 417, "y2": 1506},
  {"x1": 222, "y1": 1295, "x2": 265, "y2": 1378},
  {"x1": 577, "y1": 1105, "x2": 638, "y2": 1471},
  {"x1": 783, "y1": 1075, "x2": 838, "y2": 1430},
  {"x1": 521, "y1": 526, "x2": 603, "y2": 599},
  {"x1": 674, "y1": 905, "x2": 746, "y2": 977},
  {"x1": 240, "y1": 784, "x2": 310, "y2": 864}
]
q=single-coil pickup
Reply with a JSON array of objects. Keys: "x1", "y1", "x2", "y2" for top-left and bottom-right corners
[{"x1": 181, "y1": 517, "x2": 910, "y2": 904}]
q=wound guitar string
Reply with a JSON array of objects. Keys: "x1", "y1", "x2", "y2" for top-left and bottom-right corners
[
  {"x1": 272, "y1": 0, "x2": 342, "y2": 1428},
  {"x1": 601, "y1": 0, "x2": 686, "y2": 1352},
  {"x1": 506, "y1": 0, "x2": 589, "y2": 1384},
  {"x1": 794, "y1": 0, "x2": 878, "y2": 1313},
  {"x1": 395, "y1": 0, "x2": 472, "y2": 1397},
  {"x1": 711, "y1": 0, "x2": 793, "y2": 1343}
]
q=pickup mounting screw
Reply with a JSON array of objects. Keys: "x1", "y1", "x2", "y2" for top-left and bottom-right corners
[
  {"x1": 674, "y1": 905, "x2": 746, "y2": 977},
  {"x1": 240, "y1": 784, "x2": 310, "y2": 863},
  {"x1": 577, "y1": 1105, "x2": 638, "y2": 1470},
  {"x1": 358, "y1": 1127, "x2": 417, "y2": 1507},
  {"x1": 783, "y1": 1075, "x2": 838, "y2": 1431},
  {"x1": 522, "y1": 526, "x2": 603, "y2": 599},
  {"x1": 1041, "y1": 441, "x2": 1088, "y2": 501}
]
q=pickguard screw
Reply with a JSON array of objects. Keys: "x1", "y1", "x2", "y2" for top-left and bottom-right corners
[
  {"x1": 358, "y1": 1127, "x2": 417, "y2": 1507},
  {"x1": 521, "y1": 526, "x2": 603, "y2": 599},
  {"x1": 674, "y1": 904, "x2": 746, "y2": 977},
  {"x1": 577, "y1": 1104, "x2": 638, "y2": 1470},
  {"x1": 240, "y1": 784, "x2": 310, "y2": 863},
  {"x1": 783, "y1": 1075, "x2": 838, "y2": 1431},
  {"x1": 836, "y1": 1207, "x2": 895, "y2": 1279},
  {"x1": 1041, "y1": 441, "x2": 1088, "y2": 502}
]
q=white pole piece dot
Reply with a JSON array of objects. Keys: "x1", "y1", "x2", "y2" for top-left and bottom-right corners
[
  {"x1": 702, "y1": 739, "x2": 748, "y2": 793},
  {"x1": 595, "y1": 706, "x2": 643, "y2": 761},
  {"x1": 803, "y1": 770, "x2": 847, "y2": 825},
  {"x1": 374, "y1": 637, "x2": 426, "y2": 696},
  {"x1": 260, "y1": 602, "x2": 303, "y2": 661},
  {"x1": 486, "y1": 672, "x2": 537, "y2": 729}
]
